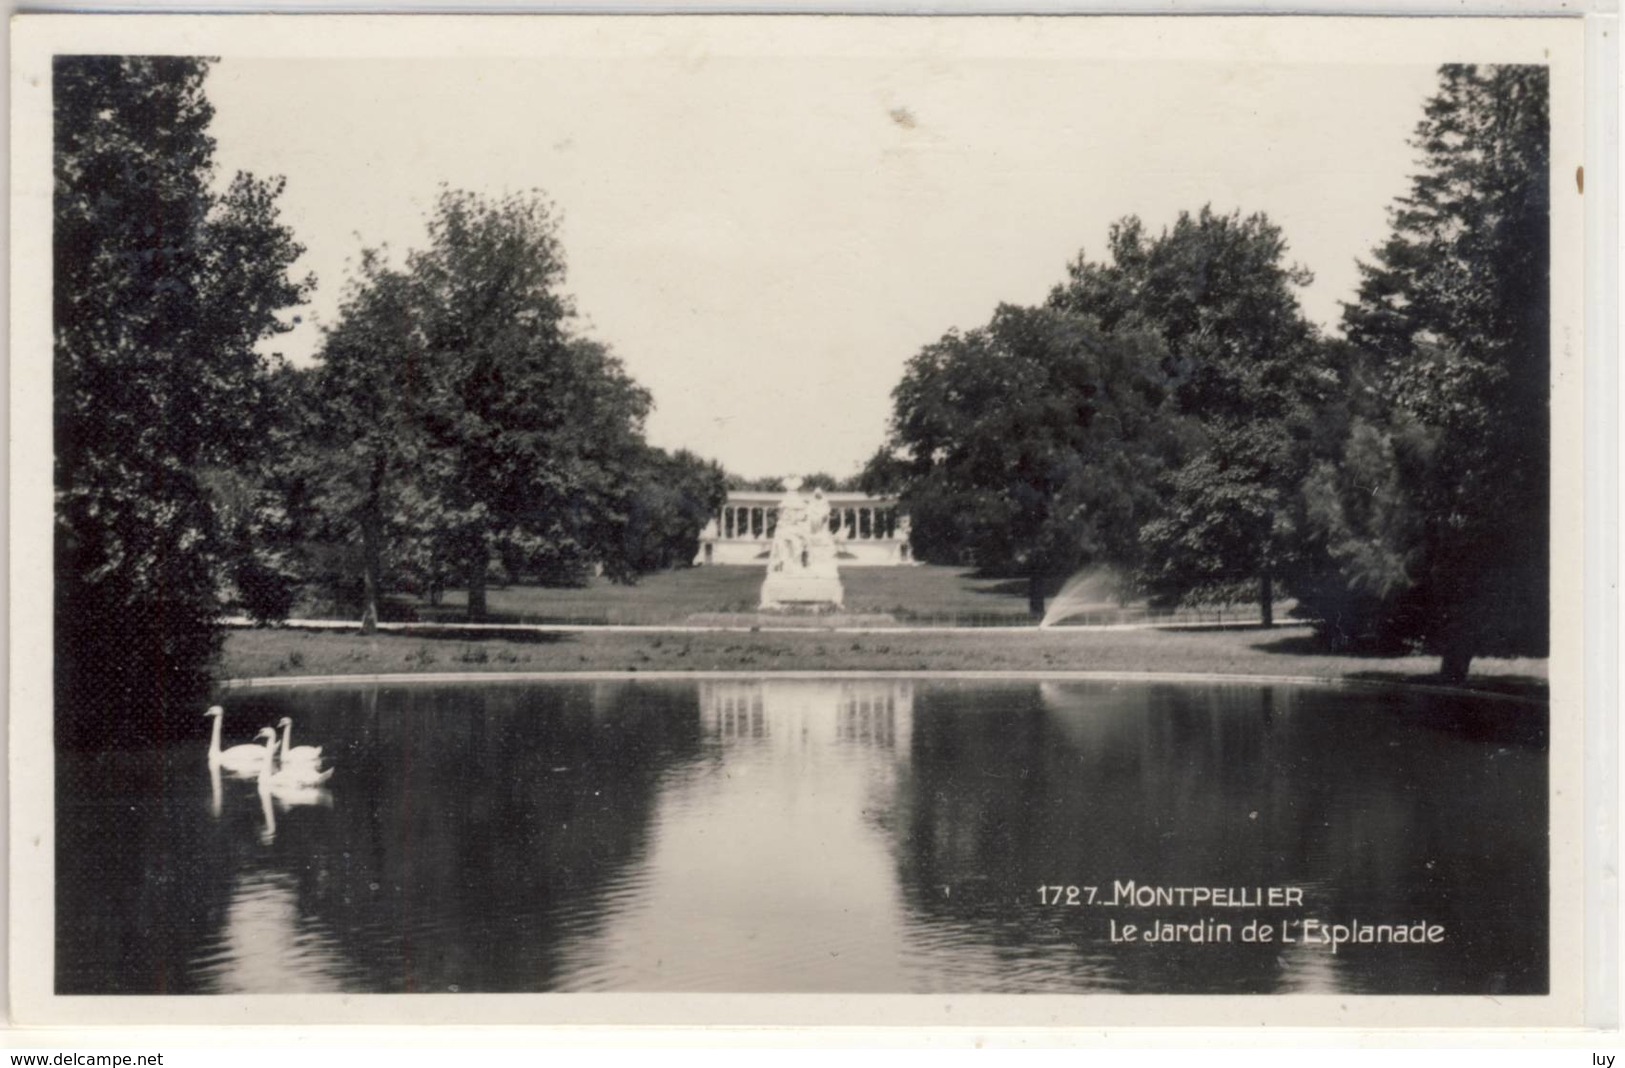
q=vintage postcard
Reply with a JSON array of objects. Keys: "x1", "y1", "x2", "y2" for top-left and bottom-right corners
[{"x1": 9, "y1": 13, "x2": 1594, "y2": 1031}]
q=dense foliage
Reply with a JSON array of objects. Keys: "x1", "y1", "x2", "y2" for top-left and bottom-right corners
[
  {"x1": 873, "y1": 209, "x2": 1322, "y2": 620},
  {"x1": 309, "y1": 190, "x2": 656, "y2": 624},
  {"x1": 622, "y1": 448, "x2": 730, "y2": 573},
  {"x1": 872, "y1": 65, "x2": 1550, "y2": 669},
  {"x1": 1048, "y1": 207, "x2": 1325, "y2": 624},
  {"x1": 873, "y1": 303, "x2": 1176, "y2": 615},
  {"x1": 1300, "y1": 64, "x2": 1550, "y2": 679},
  {"x1": 54, "y1": 56, "x2": 310, "y2": 744},
  {"x1": 54, "y1": 58, "x2": 1550, "y2": 699}
]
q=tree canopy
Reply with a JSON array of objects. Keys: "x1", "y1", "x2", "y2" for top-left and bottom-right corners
[
  {"x1": 622, "y1": 448, "x2": 730, "y2": 573},
  {"x1": 54, "y1": 56, "x2": 311, "y2": 743},
  {"x1": 310, "y1": 189, "x2": 655, "y2": 623},
  {"x1": 1049, "y1": 206, "x2": 1324, "y2": 624},
  {"x1": 54, "y1": 57, "x2": 1550, "y2": 691},
  {"x1": 873, "y1": 303, "x2": 1174, "y2": 615},
  {"x1": 305, "y1": 249, "x2": 429, "y2": 629},
  {"x1": 1303, "y1": 64, "x2": 1550, "y2": 679}
]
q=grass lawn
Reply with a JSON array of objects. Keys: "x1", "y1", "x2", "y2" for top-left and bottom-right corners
[
  {"x1": 219, "y1": 624, "x2": 1548, "y2": 700},
  {"x1": 417, "y1": 566, "x2": 768, "y2": 623},
  {"x1": 324, "y1": 565, "x2": 1266, "y2": 627}
]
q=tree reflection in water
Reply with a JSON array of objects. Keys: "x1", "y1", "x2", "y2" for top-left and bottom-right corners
[
  {"x1": 561, "y1": 679, "x2": 917, "y2": 991},
  {"x1": 56, "y1": 677, "x2": 1545, "y2": 995},
  {"x1": 893, "y1": 681, "x2": 1546, "y2": 994}
]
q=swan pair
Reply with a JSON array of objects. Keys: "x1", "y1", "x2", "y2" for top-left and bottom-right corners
[
  {"x1": 253, "y1": 729, "x2": 334, "y2": 839},
  {"x1": 254, "y1": 727, "x2": 333, "y2": 793},
  {"x1": 205, "y1": 707, "x2": 332, "y2": 789}
]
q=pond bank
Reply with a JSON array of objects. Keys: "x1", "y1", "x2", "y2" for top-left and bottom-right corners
[{"x1": 219, "y1": 625, "x2": 1548, "y2": 701}]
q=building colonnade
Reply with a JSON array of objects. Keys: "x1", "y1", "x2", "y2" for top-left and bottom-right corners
[
  {"x1": 695, "y1": 490, "x2": 915, "y2": 566},
  {"x1": 719, "y1": 503, "x2": 899, "y2": 542}
]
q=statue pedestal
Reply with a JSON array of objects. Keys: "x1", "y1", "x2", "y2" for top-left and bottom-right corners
[{"x1": 759, "y1": 571, "x2": 845, "y2": 611}]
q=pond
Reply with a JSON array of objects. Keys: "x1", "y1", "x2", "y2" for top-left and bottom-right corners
[{"x1": 56, "y1": 676, "x2": 1547, "y2": 996}]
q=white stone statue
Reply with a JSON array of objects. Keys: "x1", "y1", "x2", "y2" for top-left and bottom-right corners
[
  {"x1": 770, "y1": 479, "x2": 812, "y2": 573},
  {"x1": 807, "y1": 488, "x2": 832, "y2": 542},
  {"x1": 759, "y1": 477, "x2": 844, "y2": 610}
]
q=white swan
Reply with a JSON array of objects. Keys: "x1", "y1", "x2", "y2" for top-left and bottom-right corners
[
  {"x1": 275, "y1": 717, "x2": 324, "y2": 768},
  {"x1": 255, "y1": 728, "x2": 334, "y2": 792},
  {"x1": 206, "y1": 706, "x2": 269, "y2": 777}
]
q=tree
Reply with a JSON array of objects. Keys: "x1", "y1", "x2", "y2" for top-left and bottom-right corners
[
  {"x1": 799, "y1": 472, "x2": 864, "y2": 492},
  {"x1": 200, "y1": 363, "x2": 317, "y2": 627},
  {"x1": 307, "y1": 250, "x2": 429, "y2": 631},
  {"x1": 416, "y1": 193, "x2": 653, "y2": 618},
  {"x1": 874, "y1": 303, "x2": 1174, "y2": 616},
  {"x1": 54, "y1": 56, "x2": 311, "y2": 744},
  {"x1": 1327, "y1": 64, "x2": 1549, "y2": 680},
  {"x1": 621, "y1": 448, "x2": 730, "y2": 573},
  {"x1": 314, "y1": 190, "x2": 654, "y2": 622},
  {"x1": 1135, "y1": 422, "x2": 1294, "y2": 621},
  {"x1": 726, "y1": 474, "x2": 785, "y2": 492},
  {"x1": 1048, "y1": 207, "x2": 1324, "y2": 625},
  {"x1": 1293, "y1": 409, "x2": 1435, "y2": 649}
]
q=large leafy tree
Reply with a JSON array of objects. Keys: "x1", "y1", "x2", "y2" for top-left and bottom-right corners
[
  {"x1": 1049, "y1": 207, "x2": 1324, "y2": 625},
  {"x1": 415, "y1": 194, "x2": 652, "y2": 618},
  {"x1": 314, "y1": 190, "x2": 654, "y2": 622},
  {"x1": 873, "y1": 303, "x2": 1174, "y2": 616},
  {"x1": 621, "y1": 448, "x2": 729, "y2": 573},
  {"x1": 306, "y1": 251, "x2": 429, "y2": 631},
  {"x1": 54, "y1": 56, "x2": 310, "y2": 744},
  {"x1": 1314, "y1": 64, "x2": 1549, "y2": 680}
]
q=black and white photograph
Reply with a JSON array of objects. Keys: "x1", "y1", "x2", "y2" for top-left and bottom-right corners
[{"x1": 9, "y1": 14, "x2": 1592, "y2": 1029}]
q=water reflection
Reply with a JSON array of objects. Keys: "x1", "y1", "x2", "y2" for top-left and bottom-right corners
[
  {"x1": 56, "y1": 677, "x2": 1546, "y2": 996},
  {"x1": 556, "y1": 680, "x2": 915, "y2": 991},
  {"x1": 199, "y1": 871, "x2": 350, "y2": 993}
]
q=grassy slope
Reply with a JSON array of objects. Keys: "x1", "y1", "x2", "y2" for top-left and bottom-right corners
[{"x1": 220, "y1": 625, "x2": 1548, "y2": 699}]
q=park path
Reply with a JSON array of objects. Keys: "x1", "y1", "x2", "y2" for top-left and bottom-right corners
[{"x1": 221, "y1": 615, "x2": 1303, "y2": 636}]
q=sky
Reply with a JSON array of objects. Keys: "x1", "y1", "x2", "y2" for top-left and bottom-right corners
[{"x1": 204, "y1": 42, "x2": 1442, "y2": 481}]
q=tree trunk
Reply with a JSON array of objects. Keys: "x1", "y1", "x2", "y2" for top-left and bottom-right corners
[
  {"x1": 1438, "y1": 604, "x2": 1475, "y2": 684},
  {"x1": 1258, "y1": 571, "x2": 1273, "y2": 628},
  {"x1": 360, "y1": 512, "x2": 381, "y2": 635},
  {"x1": 1439, "y1": 641, "x2": 1473, "y2": 684},
  {"x1": 1028, "y1": 570, "x2": 1046, "y2": 621},
  {"x1": 359, "y1": 456, "x2": 385, "y2": 635},
  {"x1": 467, "y1": 551, "x2": 488, "y2": 623}
]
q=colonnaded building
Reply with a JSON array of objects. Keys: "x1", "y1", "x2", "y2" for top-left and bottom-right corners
[{"x1": 692, "y1": 489, "x2": 915, "y2": 566}]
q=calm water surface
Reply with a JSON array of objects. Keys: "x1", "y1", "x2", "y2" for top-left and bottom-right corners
[{"x1": 57, "y1": 677, "x2": 1546, "y2": 995}]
